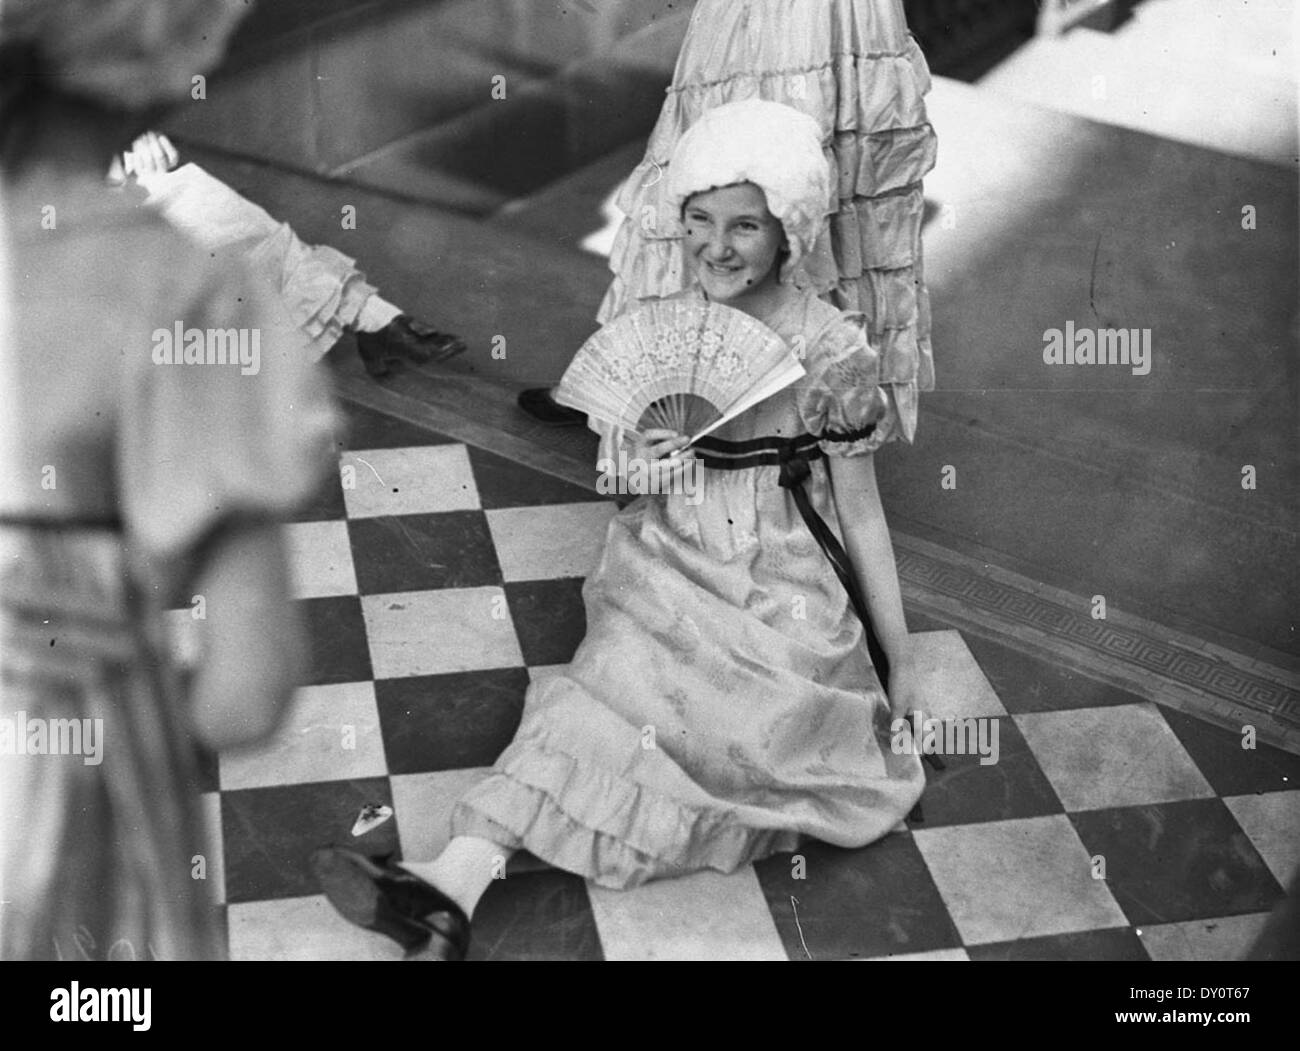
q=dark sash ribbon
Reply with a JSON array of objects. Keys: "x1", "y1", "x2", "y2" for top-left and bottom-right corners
[{"x1": 693, "y1": 425, "x2": 891, "y2": 691}]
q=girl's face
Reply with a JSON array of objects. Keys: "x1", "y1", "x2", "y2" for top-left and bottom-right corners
[{"x1": 682, "y1": 182, "x2": 787, "y2": 306}]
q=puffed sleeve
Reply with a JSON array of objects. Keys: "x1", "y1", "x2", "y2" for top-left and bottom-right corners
[
  {"x1": 118, "y1": 254, "x2": 339, "y2": 565},
  {"x1": 795, "y1": 311, "x2": 898, "y2": 457}
]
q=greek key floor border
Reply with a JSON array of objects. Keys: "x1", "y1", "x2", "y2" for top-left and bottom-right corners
[
  {"x1": 334, "y1": 375, "x2": 1300, "y2": 756},
  {"x1": 896, "y1": 533, "x2": 1300, "y2": 755}
]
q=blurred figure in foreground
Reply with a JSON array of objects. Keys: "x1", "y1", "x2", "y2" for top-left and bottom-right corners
[{"x1": 0, "y1": 0, "x2": 337, "y2": 960}]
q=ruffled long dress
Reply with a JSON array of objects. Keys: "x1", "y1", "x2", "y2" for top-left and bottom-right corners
[
  {"x1": 451, "y1": 287, "x2": 924, "y2": 889},
  {"x1": 598, "y1": 0, "x2": 938, "y2": 441},
  {"x1": 0, "y1": 174, "x2": 336, "y2": 959}
]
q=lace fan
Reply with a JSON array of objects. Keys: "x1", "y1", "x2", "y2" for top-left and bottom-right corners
[{"x1": 554, "y1": 299, "x2": 804, "y2": 442}]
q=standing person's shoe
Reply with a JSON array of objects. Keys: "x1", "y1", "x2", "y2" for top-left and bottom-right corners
[
  {"x1": 518, "y1": 387, "x2": 586, "y2": 425},
  {"x1": 309, "y1": 846, "x2": 470, "y2": 961},
  {"x1": 356, "y1": 315, "x2": 467, "y2": 378}
]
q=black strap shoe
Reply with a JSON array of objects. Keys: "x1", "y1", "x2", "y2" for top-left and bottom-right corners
[
  {"x1": 517, "y1": 387, "x2": 587, "y2": 426},
  {"x1": 309, "y1": 846, "x2": 470, "y2": 960},
  {"x1": 356, "y1": 315, "x2": 467, "y2": 378}
]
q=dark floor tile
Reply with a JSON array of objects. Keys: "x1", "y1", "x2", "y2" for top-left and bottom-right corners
[
  {"x1": 467, "y1": 868, "x2": 604, "y2": 961},
  {"x1": 1070, "y1": 799, "x2": 1286, "y2": 927},
  {"x1": 348, "y1": 511, "x2": 501, "y2": 594},
  {"x1": 967, "y1": 926, "x2": 1149, "y2": 961},
  {"x1": 340, "y1": 400, "x2": 455, "y2": 450},
  {"x1": 505, "y1": 578, "x2": 587, "y2": 666},
  {"x1": 376, "y1": 667, "x2": 527, "y2": 774},
  {"x1": 1157, "y1": 704, "x2": 1300, "y2": 797},
  {"x1": 505, "y1": 850, "x2": 553, "y2": 877},
  {"x1": 1244, "y1": 880, "x2": 1300, "y2": 961},
  {"x1": 291, "y1": 463, "x2": 346, "y2": 522},
  {"x1": 468, "y1": 444, "x2": 601, "y2": 510},
  {"x1": 903, "y1": 608, "x2": 959, "y2": 634},
  {"x1": 753, "y1": 835, "x2": 960, "y2": 960},
  {"x1": 963, "y1": 632, "x2": 1147, "y2": 714},
  {"x1": 906, "y1": 716, "x2": 1063, "y2": 828},
  {"x1": 299, "y1": 595, "x2": 373, "y2": 685},
  {"x1": 222, "y1": 777, "x2": 396, "y2": 904}
]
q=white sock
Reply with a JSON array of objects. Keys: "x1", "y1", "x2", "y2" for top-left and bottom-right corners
[
  {"x1": 399, "y1": 836, "x2": 511, "y2": 919},
  {"x1": 355, "y1": 294, "x2": 403, "y2": 333}
]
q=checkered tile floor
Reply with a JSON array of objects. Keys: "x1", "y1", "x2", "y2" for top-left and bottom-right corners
[{"x1": 177, "y1": 402, "x2": 1299, "y2": 961}]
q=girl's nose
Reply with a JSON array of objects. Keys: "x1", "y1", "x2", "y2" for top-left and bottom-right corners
[{"x1": 704, "y1": 232, "x2": 735, "y2": 260}]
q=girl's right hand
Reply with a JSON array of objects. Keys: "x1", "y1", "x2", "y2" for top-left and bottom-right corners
[
  {"x1": 628, "y1": 428, "x2": 691, "y2": 462},
  {"x1": 623, "y1": 429, "x2": 696, "y2": 493}
]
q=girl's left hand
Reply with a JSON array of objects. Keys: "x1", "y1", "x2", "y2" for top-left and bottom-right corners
[{"x1": 884, "y1": 655, "x2": 922, "y2": 724}]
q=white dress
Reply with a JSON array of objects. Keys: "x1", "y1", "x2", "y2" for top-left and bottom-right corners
[{"x1": 452, "y1": 287, "x2": 924, "y2": 889}]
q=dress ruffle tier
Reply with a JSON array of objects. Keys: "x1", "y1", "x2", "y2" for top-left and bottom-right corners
[{"x1": 598, "y1": 0, "x2": 937, "y2": 441}]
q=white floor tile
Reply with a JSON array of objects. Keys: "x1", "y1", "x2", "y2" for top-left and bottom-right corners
[
  {"x1": 1015, "y1": 703, "x2": 1214, "y2": 811},
  {"x1": 218, "y1": 681, "x2": 386, "y2": 790},
  {"x1": 228, "y1": 895, "x2": 398, "y2": 961},
  {"x1": 909, "y1": 630, "x2": 1007, "y2": 719},
  {"x1": 361, "y1": 587, "x2": 524, "y2": 678},
  {"x1": 285, "y1": 520, "x2": 357, "y2": 598},
  {"x1": 526, "y1": 663, "x2": 569, "y2": 685},
  {"x1": 863, "y1": 947, "x2": 970, "y2": 961},
  {"x1": 341, "y1": 445, "x2": 479, "y2": 518},
  {"x1": 199, "y1": 791, "x2": 224, "y2": 907},
  {"x1": 914, "y1": 815, "x2": 1129, "y2": 945},
  {"x1": 390, "y1": 767, "x2": 495, "y2": 861},
  {"x1": 1138, "y1": 912, "x2": 1272, "y2": 962},
  {"x1": 586, "y1": 866, "x2": 788, "y2": 961},
  {"x1": 487, "y1": 502, "x2": 615, "y2": 581},
  {"x1": 1223, "y1": 790, "x2": 1300, "y2": 886}
]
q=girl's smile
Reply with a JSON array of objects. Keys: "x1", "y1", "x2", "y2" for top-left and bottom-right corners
[{"x1": 683, "y1": 182, "x2": 788, "y2": 310}]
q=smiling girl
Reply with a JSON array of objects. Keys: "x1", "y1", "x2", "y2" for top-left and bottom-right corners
[
  {"x1": 521, "y1": 0, "x2": 936, "y2": 442},
  {"x1": 312, "y1": 100, "x2": 925, "y2": 961},
  {"x1": 605, "y1": 0, "x2": 937, "y2": 443}
]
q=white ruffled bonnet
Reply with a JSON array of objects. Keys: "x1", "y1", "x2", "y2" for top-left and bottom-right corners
[{"x1": 665, "y1": 98, "x2": 831, "y2": 284}]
